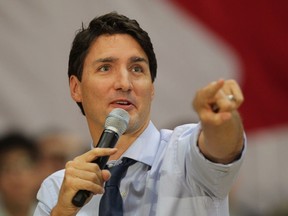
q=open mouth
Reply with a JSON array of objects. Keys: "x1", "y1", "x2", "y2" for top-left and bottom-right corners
[
  {"x1": 115, "y1": 100, "x2": 131, "y2": 105},
  {"x1": 112, "y1": 99, "x2": 134, "y2": 108}
]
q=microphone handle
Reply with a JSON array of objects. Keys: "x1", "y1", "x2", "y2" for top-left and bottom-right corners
[{"x1": 72, "y1": 130, "x2": 119, "y2": 207}]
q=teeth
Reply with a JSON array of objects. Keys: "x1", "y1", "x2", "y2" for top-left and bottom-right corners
[{"x1": 116, "y1": 101, "x2": 129, "y2": 105}]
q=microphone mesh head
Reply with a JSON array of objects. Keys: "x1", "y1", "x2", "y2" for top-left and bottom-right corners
[{"x1": 105, "y1": 108, "x2": 130, "y2": 136}]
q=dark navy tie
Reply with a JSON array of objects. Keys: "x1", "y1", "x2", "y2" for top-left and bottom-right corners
[{"x1": 99, "y1": 157, "x2": 136, "y2": 216}]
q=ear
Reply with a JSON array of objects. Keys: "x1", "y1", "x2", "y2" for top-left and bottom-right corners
[
  {"x1": 69, "y1": 75, "x2": 82, "y2": 102},
  {"x1": 151, "y1": 84, "x2": 155, "y2": 101}
]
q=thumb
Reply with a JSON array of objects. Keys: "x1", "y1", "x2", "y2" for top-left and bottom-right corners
[{"x1": 102, "y1": 169, "x2": 111, "y2": 182}]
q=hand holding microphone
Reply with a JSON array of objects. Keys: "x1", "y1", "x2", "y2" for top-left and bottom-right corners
[{"x1": 72, "y1": 108, "x2": 130, "y2": 207}]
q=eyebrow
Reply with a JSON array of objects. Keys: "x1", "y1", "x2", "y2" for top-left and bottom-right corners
[
  {"x1": 93, "y1": 56, "x2": 148, "y2": 65},
  {"x1": 129, "y1": 56, "x2": 148, "y2": 64},
  {"x1": 94, "y1": 57, "x2": 118, "y2": 63}
]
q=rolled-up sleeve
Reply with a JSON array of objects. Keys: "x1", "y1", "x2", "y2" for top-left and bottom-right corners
[{"x1": 187, "y1": 124, "x2": 246, "y2": 199}]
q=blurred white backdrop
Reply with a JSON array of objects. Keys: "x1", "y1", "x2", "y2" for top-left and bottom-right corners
[{"x1": 0, "y1": 0, "x2": 239, "y2": 141}]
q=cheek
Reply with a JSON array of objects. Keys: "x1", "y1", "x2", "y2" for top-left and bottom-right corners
[
  {"x1": 80, "y1": 79, "x2": 111, "y2": 116},
  {"x1": 81, "y1": 79, "x2": 104, "y2": 101},
  {"x1": 136, "y1": 80, "x2": 154, "y2": 97},
  {"x1": 145, "y1": 85, "x2": 154, "y2": 101}
]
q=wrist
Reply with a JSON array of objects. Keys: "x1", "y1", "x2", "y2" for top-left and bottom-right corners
[{"x1": 51, "y1": 205, "x2": 78, "y2": 216}]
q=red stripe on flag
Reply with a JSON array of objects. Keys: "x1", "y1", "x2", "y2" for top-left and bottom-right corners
[{"x1": 169, "y1": 0, "x2": 288, "y2": 132}]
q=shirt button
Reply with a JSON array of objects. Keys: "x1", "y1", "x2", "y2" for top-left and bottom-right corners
[{"x1": 121, "y1": 191, "x2": 127, "y2": 198}]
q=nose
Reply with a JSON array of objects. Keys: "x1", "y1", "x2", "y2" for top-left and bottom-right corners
[{"x1": 114, "y1": 68, "x2": 132, "y2": 91}]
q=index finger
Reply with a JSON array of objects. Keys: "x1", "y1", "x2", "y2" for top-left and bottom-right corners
[
  {"x1": 74, "y1": 148, "x2": 118, "y2": 163},
  {"x1": 203, "y1": 79, "x2": 225, "y2": 99}
]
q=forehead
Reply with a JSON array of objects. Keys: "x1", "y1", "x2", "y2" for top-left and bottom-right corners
[
  {"x1": 86, "y1": 34, "x2": 148, "y2": 61},
  {"x1": 0, "y1": 149, "x2": 32, "y2": 167}
]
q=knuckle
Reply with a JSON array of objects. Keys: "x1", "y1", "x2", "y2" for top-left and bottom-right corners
[
  {"x1": 65, "y1": 160, "x2": 74, "y2": 169},
  {"x1": 199, "y1": 112, "x2": 209, "y2": 122},
  {"x1": 90, "y1": 172, "x2": 100, "y2": 183},
  {"x1": 88, "y1": 182, "x2": 104, "y2": 195},
  {"x1": 65, "y1": 165, "x2": 74, "y2": 176},
  {"x1": 74, "y1": 155, "x2": 83, "y2": 162},
  {"x1": 226, "y1": 79, "x2": 236, "y2": 84}
]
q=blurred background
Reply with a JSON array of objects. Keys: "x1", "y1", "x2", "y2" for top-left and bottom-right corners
[{"x1": 0, "y1": 0, "x2": 288, "y2": 215}]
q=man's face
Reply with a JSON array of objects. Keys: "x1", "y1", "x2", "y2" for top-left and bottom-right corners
[
  {"x1": 70, "y1": 34, "x2": 154, "y2": 136},
  {"x1": 0, "y1": 149, "x2": 38, "y2": 206}
]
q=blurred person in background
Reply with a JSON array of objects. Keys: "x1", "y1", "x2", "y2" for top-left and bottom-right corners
[
  {"x1": 36, "y1": 130, "x2": 89, "y2": 181},
  {"x1": 0, "y1": 132, "x2": 40, "y2": 216}
]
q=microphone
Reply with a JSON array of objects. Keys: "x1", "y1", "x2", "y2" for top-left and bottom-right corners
[{"x1": 72, "y1": 108, "x2": 130, "y2": 207}]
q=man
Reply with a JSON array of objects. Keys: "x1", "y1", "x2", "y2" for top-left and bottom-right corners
[
  {"x1": 34, "y1": 12, "x2": 245, "y2": 216},
  {"x1": 0, "y1": 132, "x2": 40, "y2": 216},
  {"x1": 36, "y1": 130, "x2": 88, "y2": 181}
]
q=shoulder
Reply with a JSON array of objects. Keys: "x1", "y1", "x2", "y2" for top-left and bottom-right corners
[
  {"x1": 159, "y1": 123, "x2": 201, "y2": 143},
  {"x1": 39, "y1": 169, "x2": 65, "y2": 194},
  {"x1": 44, "y1": 169, "x2": 65, "y2": 183},
  {"x1": 36, "y1": 169, "x2": 65, "y2": 212}
]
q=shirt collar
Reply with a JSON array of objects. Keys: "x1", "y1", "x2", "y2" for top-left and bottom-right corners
[
  {"x1": 121, "y1": 121, "x2": 160, "y2": 167},
  {"x1": 90, "y1": 121, "x2": 160, "y2": 167}
]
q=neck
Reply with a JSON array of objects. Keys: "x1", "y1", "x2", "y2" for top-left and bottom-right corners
[
  {"x1": 90, "y1": 120, "x2": 150, "y2": 161},
  {"x1": 89, "y1": 128, "x2": 135, "y2": 160},
  {"x1": 108, "y1": 134, "x2": 137, "y2": 160}
]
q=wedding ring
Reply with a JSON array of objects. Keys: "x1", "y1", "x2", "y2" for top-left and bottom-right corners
[{"x1": 227, "y1": 94, "x2": 236, "y2": 101}]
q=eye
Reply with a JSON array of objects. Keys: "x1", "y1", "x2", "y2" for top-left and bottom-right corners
[
  {"x1": 131, "y1": 65, "x2": 143, "y2": 73},
  {"x1": 98, "y1": 65, "x2": 110, "y2": 72}
]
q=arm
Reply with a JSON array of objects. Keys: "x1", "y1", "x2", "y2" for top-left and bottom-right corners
[
  {"x1": 50, "y1": 148, "x2": 117, "y2": 216},
  {"x1": 193, "y1": 79, "x2": 244, "y2": 164}
]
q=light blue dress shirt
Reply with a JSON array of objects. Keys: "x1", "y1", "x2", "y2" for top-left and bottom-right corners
[{"x1": 34, "y1": 121, "x2": 245, "y2": 216}]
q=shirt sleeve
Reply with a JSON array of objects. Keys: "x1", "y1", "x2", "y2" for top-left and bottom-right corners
[
  {"x1": 33, "y1": 171, "x2": 63, "y2": 216},
  {"x1": 187, "y1": 123, "x2": 246, "y2": 199}
]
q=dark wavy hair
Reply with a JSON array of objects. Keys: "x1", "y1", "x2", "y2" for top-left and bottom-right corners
[
  {"x1": 0, "y1": 132, "x2": 40, "y2": 166},
  {"x1": 68, "y1": 12, "x2": 157, "y2": 115}
]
